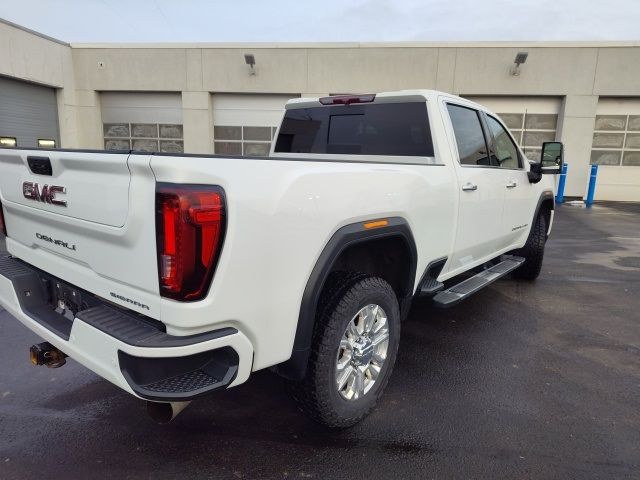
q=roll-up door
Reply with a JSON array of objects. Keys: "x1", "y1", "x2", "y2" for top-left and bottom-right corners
[
  {"x1": 101, "y1": 92, "x2": 183, "y2": 153},
  {"x1": 0, "y1": 75, "x2": 59, "y2": 149}
]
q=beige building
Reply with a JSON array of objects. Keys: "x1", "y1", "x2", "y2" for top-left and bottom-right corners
[{"x1": 1, "y1": 18, "x2": 640, "y2": 201}]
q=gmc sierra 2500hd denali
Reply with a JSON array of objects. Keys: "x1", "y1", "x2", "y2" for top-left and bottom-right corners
[{"x1": 0, "y1": 90, "x2": 562, "y2": 427}]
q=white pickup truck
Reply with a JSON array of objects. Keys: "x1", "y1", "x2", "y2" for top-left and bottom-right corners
[{"x1": 0, "y1": 90, "x2": 562, "y2": 427}]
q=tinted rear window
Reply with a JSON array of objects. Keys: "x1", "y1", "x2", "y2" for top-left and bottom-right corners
[{"x1": 275, "y1": 102, "x2": 433, "y2": 157}]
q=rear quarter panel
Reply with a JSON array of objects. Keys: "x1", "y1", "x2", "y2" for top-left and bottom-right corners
[{"x1": 150, "y1": 154, "x2": 456, "y2": 370}]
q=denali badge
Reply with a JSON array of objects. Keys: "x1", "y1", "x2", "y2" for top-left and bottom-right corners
[
  {"x1": 23, "y1": 182, "x2": 67, "y2": 207},
  {"x1": 36, "y1": 233, "x2": 76, "y2": 251}
]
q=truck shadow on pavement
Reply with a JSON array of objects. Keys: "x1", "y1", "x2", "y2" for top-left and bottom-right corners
[{"x1": 87, "y1": 284, "x2": 529, "y2": 446}]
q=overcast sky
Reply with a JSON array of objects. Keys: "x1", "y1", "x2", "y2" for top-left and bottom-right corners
[{"x1": 1, "y1": 0, "x2": 639, "y2": 43}]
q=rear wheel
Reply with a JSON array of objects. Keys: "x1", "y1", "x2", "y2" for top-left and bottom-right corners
[
  {"x1": 512, "y1": 213, "x2": 547, "y2": 280},
  {"x1": 290, "y1": 272, "x2": 400, "y2": 428}
]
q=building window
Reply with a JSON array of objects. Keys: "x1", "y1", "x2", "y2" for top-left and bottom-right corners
[
  {"x1": 38, "y1": 139, "x2": 56, "y2": 148},
  {"x1": 214, "y1": 126, "x2": 276, "y2": 157},
  {"x1": 103, "y1": 123, "x2": 184, "y2": 153},
  {"x1": 497, "y1": 113, "x2": 558, "y2": 162},
  {"x1": 0, "y1": 137, "x2": 17, "y2": 148},
  {"x1": 591, "y1": 115, "x2": 640, "y2": 166}
]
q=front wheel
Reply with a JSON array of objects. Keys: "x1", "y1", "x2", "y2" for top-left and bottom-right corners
[
  {"x1": 290, "y1": 273, "x2": 400, "y2": 428},
  {"x1": 512, "y1": 213, "x2": 547, "y2": 280}
]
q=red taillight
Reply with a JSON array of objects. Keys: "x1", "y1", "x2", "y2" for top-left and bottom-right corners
[
  {"x1": 0, "y1": 203, "x2": 6, "y2": 237},
  {"x1": 155, "y1": 184, "x2": 226, "y2": 301},
  {"x1": 319, "y1": 94, "x2": 376, "y2": 106}
]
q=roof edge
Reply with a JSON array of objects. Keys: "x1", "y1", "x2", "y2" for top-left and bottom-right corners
[
  {"x1": 69, "y1": 40, "x2": 640, "y2": 49},
  {"x1": 0, "y1": 17, "x2": 69, "y2": 46}
]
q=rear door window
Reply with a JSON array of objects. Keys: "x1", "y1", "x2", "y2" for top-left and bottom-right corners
[{"x1": 275, "y1": 102, "x2": 433, "y2": 157}]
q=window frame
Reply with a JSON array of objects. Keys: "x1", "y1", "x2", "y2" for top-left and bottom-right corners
[
  {"x1": 213, "y1": 125, "x2": 277, "y2": 157},
  {"x1": 482, "y1": 112, "x2": 524, "y2": 170},
  {"x1": 445, "y1": 102, "x2": 497, "y2": 169},
  {"x1": 103, "y1": 122, "x2": 184, "y2": 153},
  {"x1": 591, "y1": 114, "x2": 640, "y2": 167}
]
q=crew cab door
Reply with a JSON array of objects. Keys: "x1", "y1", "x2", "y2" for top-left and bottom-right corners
[
  {"x1": 482, "y1": 113, "x2": 533, "y2": 248},
  {"x1": 444, "y1": 103, "x2": 508, "y2": 272}
]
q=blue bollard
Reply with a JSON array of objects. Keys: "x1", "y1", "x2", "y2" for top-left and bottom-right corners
[
  {"x1": 555, "y1": 163, "x2": 568, "y2": 204},
  {"x1": 585, "y1": 164, "x2": 598, "y2": 207}
]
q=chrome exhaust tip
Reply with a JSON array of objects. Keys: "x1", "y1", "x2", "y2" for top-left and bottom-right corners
[{"x1": 146, "y1": 401, "x2": 191, "y2": 424}]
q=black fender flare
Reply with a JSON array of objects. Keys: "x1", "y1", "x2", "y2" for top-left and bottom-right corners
[
  {"x1": 276, "y1": 217, "x2": 417, "y2": 380},
  {"x1": 533, "y1": 190, "x2": 555, "y2": 238}
]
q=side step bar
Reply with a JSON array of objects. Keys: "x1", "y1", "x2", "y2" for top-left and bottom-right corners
[
  {"x1": 418, "y1": 257, "x2": 447, "y2": 297},
  {"x1": 433, "y1": 255, "x2": 525, "y2": 308},
  {"x1": 419, "y1": 276, "x2": 444, "y2": 297}
]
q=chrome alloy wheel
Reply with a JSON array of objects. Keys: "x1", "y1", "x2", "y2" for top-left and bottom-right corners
[{"x1": 335, "y1": 304, "x2": 390, "y2": 401}]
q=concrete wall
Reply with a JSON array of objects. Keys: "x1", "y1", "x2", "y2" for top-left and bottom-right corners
[
  {"x1": 65, "y1": 43, "x2": 640, "y2": 197},
  {"x1": 0, "y1": 20, "x2": 68, "y2": 88},
  {"x1": 2, "y1": 17, "x2": 640, "y2": 199}
]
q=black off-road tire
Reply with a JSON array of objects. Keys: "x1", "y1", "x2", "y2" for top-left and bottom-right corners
[
  {"x1": 289, "y1": 272, "x2": 401, "y2": 428},
  {"x1": 512, "y1": 213, "x2": 547, "y2": 280}
]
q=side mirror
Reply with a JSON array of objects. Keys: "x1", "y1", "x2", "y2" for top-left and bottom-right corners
[{"x1": 540, "y1": 141, "x2": 564, "y2": 174}]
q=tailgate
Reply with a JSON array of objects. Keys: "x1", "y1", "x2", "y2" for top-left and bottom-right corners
[
  {"x1": 0, "y1": 149, "x2": 130, "y2": 226},
  {"x1": 0, "y1": 149, "x2": 162, "y2": 318}
]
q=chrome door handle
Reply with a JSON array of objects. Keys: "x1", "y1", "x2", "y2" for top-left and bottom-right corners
[
  {"x1": 506, "y1": 181, "x2": 518, "y2": 189},
  {"x1": 462, "y1": 182, "x2": 478, "y2": 191}
]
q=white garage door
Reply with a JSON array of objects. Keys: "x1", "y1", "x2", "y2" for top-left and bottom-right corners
[
  {"x1": 463, "y1": 96, "x2": 561, "y2": 162},
  {"x1": 212, "y1": 93, "x2": 299, "y2": 157},
  {"x1": 589, "y1": 98, "x2": 640, "y2": 201},
  {"x1": 101, "y1": 92, "x2": 184, "y2": 153},
  {"x1": 0, "y1": 76, "x2": 59, "y2": 149}
]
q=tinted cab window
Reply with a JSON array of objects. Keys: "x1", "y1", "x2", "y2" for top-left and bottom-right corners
[
  {"x1": 446, "y1": 104, "x2": 494, "y2": 166},
  {"x1": 275, "y1": 102, "x2": 433, "y2": 157}
]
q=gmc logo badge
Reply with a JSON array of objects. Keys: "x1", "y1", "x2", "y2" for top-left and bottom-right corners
[{"x1": 22, "y1": 182, "x2": 67, "y2": 207}]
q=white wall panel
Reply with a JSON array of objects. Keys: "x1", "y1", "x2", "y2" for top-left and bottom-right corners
[
  {"x1": 212, "y1": 93, "x2": 298, "y2": 126},
  {"x1": 100, "y1": 92, "x2": 182, "y2": 124},
  {"x1": 463, "y1": 96, "x2": 562, "y2": 114}
]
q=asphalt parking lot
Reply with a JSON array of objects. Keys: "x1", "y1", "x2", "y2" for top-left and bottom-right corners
[{"x1": 0, "y1": 202, "x2": 639, "y2": 479}]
